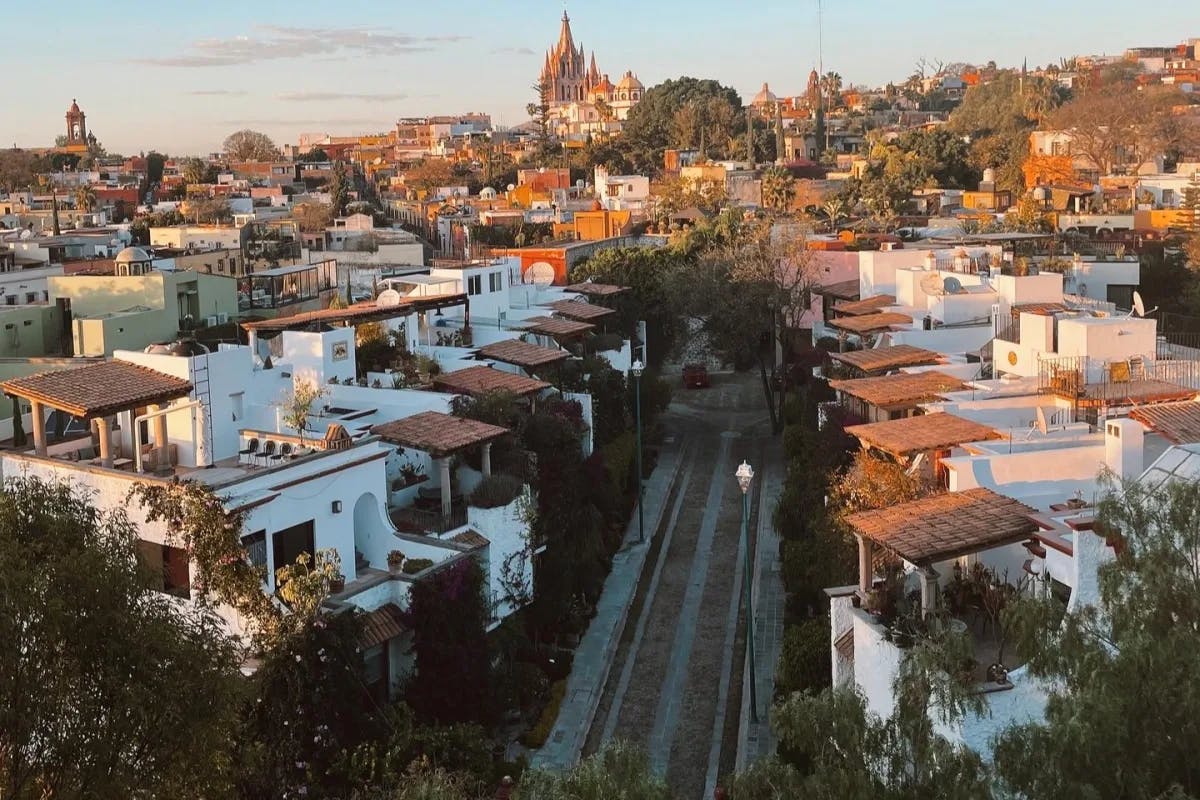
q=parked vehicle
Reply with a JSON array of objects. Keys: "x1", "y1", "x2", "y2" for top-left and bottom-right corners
[{"x1": 682, "y1": 363, "x2": 710, "y2": 389}]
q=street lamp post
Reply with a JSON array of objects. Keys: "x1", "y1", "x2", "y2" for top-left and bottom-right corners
[
  {"x1": 736, "y1": 459, "x2": 758, "y2": 724},
  {"x1": 632, "y1": 359, "x2": 645, "y2": 544}
]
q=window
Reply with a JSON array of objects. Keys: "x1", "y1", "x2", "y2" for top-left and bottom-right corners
[
  {"x1": 4, "y1": 296, "x2": 13, "y2": 306},
  {"x1": 138, "y1": 541, "x2": 191, "y2": 598},
  {"x1": 488, "y1": 272, "x2": 502, "y2": 292},
  {"x1": 467, "y1": 274, "x2": 482, "y2": 296},
  {"x1": 363, "y1": 643, "x2": 390, "y2": 704},
  {"x1": 271, "y1": 520, "x2": 314, "y2": 577},
  {"x1": 230, "y1": 392, "x2": 244, "y2": 422},
  {"x1": 24, "y1": 293, "x2": 35, "y2": 304},
  {"x1": 242, "y1": 530, "x2": 267, "y2": 571}
]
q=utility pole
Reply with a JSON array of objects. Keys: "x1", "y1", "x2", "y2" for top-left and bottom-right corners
[{"x1": 746, "y1": 105, "x2": 754, "y2": 165}]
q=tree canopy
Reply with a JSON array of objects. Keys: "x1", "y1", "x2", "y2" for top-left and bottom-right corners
[
  {"x1": 224, "y1": 128, "x2": 281, "y2": 162},
  {"x1": 619, "y1": 77, "x2": 743, "y2": 173},
  {"x1": 0, "y1": 475, "x2": 242, "y2": 798}
]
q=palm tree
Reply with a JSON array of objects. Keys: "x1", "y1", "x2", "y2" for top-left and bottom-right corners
[
  {"x1": 760, "y1": 166, "x2": 796, "y2": 214},
  {"x1": 37, "y1": 176, "x2": 61, "y2": 236},
  {"x1": 594, "y1": 97, "x2": 614, "y2": 141},
  {"x1": 821, "y1": 71, "x2": 843, "y2": 110},
  {"x1": 74, "y1": 183, "x2": 96, "y2": 214},
  {"x1": 821, "y1": 197, "x2": 848, "y2": 230}
]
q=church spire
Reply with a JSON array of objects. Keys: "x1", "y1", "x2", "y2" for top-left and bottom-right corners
[{"x1": 558, "y1": 10, "x2": 575, "y2": 53}]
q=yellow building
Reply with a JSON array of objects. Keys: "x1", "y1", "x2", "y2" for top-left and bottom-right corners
[
  {"x1": 573, "y1": 208, "x2": 632, "y2": 240},
  {"x1": 49, "y1": 247, "x2": 238, "y2": 356}
]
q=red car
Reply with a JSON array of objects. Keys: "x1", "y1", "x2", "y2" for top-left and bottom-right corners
[{"x1": 682, "y1": 363, "x2": 710, "y2": 389}]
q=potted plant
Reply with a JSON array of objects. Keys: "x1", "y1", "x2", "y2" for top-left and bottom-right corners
[
  {"x1": 387, "y1": 550, "x2": 405, "y2": 574},
  {"x1": 400, "y1": 462, "x2": 426, "y2": 486},
  {"x1": 282, "y1": 380, "x2": 327, "y2": 447}
]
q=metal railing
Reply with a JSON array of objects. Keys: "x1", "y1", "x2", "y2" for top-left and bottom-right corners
[
  {"x1": 1038, "y1": 354, "x2": 1200, "y2": 399},
  {"x1": 390, "y1": 504, "x2": 469, "y2": 535}
]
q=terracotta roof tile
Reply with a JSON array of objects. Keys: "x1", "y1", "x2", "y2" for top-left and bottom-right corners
[
  {"x1": 846, "y1": 487, "x2": 1039, "y2": 566},
  {"x1": 358, "y1": 603, "x2": 407, "y2": 649},
  {"x1": 542, "y1": 299, "x2": 616, "y2": 321},
  {"x1": 450, "y1": 529, "x2": 491, "y2": 549},
  {"x1": 1130, "y1": 400, "x2": 1200, "y2": 443},
  {"x1": 833, "y1": 294, "x2": 895, "y2": 316},
  {"x1": 846, "y1": 413, "x2": 1000, "y2": 456},
  {"x1": 515, "y1": 316, "x2": 596, "y2": 338},
  {"x1": 829, "y1": 370, "x2": 966, "y2": 408},
  {"x1": 476, "y1": 339, "x2": 569, "y2": 368},
  {"x1": 829, "y1": 345, "x2": 941, "y2": 374},
  {"x1": 562, "y1": 282, "x2": 630, "y2": 297},
  {"x1": 240, "y1": 293, "x2": 467, "y2": 333},
  {"x1": 432, "y1": 365, "x2": 550, "y2": 397},
  {"x1": 828, "y1": 311, "x2": 912, "y2": 334},
  {"x1": 372, "y1": 411, "x2": 509, "y2": 457},
  {"x1": 817, "y1": 279, "x2": 860, "y2": 301},
  {"x1": 0, "y1": 360, "x2": 193, "y2": 420}
]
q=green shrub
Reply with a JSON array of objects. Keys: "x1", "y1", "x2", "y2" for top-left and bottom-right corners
[
  {"x1": 468, "y1": 473, "x2": 524, "y2": 509},
  {"x1": 590, "y1": 332, "x2": 625, "y2": 353},
  {"x1": 403, "y1": 558, "x2": 435, "y2": 574},
  {"x1": 776, "y1": 617, "x2": 832, "y2": 695},
  {"x1": 600, "y1": 431, "x2": 636, "y2": 493},
  {"x1": 520, "y1": 679, "x2": 567, "y2": 748}
]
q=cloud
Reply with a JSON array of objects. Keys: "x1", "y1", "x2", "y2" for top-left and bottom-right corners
[
  {"x1": 491, "y1": 46, "x2": 535, "y2": 56},
  {"x1": 187, "y1": 89, "x2": 248, "y2": 96},
  {"x1": 279, "y1": 91, "x2": 409, "y2": 103},
  {"x1": 136, "y1": 25, "x2": 467, "y2": 68}
]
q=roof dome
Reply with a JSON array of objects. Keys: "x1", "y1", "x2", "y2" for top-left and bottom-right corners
[
  {"x1": 68, "y1": 98, "x2": 81, "y2": 114},
  {"x1": 114, "y1": 246, "x2": 151, "y2": 264},
  {"x1": 753, "y1": 82, "x2": 777, "y2": 105},
  {"x1": 479, "y1": 186, "x2": 498, "y2": 200},
  {"x1": 615, "y1": 71, "x2": 643, "y2": 90}
]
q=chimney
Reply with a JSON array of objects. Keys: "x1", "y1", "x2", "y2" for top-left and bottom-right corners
[{"x1": 1105, "y1": 418, "x2": 1143, "y2": 480}]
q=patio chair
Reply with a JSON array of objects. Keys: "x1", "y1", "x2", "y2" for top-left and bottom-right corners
[
  {"x1": 259, "y1": 440, "x2": 277, "y2": 467},
  {"x1": 239, "y1": 438, "x2": 259, "y2": 466},
  {"x1": 271, "y1": 442, "x2": 292, "y2": 465}
]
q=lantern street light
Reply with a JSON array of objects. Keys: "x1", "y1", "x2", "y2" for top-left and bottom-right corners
[
  {"x1": 632, "y1": 359, "x2": 645, "y2": 544},
  {"x1": 735, "y1": 459, "x2": 758, "y2": 724}
]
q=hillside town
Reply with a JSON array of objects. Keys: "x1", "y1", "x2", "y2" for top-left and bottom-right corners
[{"x1": 2, "y1": 9, "x2": 1200, "y2": 800}]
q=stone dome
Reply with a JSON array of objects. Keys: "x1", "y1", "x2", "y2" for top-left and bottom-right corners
[
  {"x1": 753, "y1": 82, "x2": 778, "y2": 106},
  {"x1": 615, "y1": 71, "x2": 643, "y2": 91},
  {"x1": 114, "y1": 246, "x2": 151, "y2": 264}
]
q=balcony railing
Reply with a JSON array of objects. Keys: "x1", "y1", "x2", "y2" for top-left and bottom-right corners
[
  {"x1": 1038, "y1": 354, "x2": 1200, "y2": 400},
  {"x1": 390, "y1": 504, "x2": 468, "y2": 536}
]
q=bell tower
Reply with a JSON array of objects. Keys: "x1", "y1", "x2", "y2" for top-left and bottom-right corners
[{"x1": 64, "y1": 99, "x2": 88, "y2": 152}]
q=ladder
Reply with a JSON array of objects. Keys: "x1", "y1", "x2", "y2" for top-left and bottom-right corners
[{"x1": 191, "y1": 352, "x2": 215, "y2": 465}]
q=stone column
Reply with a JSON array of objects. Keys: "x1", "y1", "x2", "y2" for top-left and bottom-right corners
[
  {"x1": 480, "y1": 443, "x2": 492, "y2": 477},
  {"x1": 857, "y1": 535, "x2": 874, "y2": 596},
  {"x1": 438, "y1": 456, "x2": 452, "y2": 521},
  {"x1": 30, "y1": 400, "x2": 46, "y2": 456},
  {"x1": 152, "y1": 403, "x2": 169, "y2": 469},
  {"x1": 920, "y1": 567, "x2": 940, "y2": 619},
  {"x1": 96, "y1": 417, "x2": 113, "y2": 467}
]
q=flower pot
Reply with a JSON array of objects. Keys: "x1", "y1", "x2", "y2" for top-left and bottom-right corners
[{"x1": 330, "y1": 576, "x2": 345, "y2": 594}]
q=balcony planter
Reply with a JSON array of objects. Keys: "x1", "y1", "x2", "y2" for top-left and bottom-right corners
[
  {"x1": 986, "y1": 662, "x2": 1009, "y2": 684},
  {"x1": 387, "y1": 550, "x2": 405, "y2": 574},
  {"x1": 329, "y1": 573, "x2": 346, "y2": 593}
]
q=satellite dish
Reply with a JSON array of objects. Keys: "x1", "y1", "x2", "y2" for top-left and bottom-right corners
[
  {"x1": 1129, "y1": 290, "x2": 1158, "y2": 319},
  {"x1": 943, "y1": 276, "x2": 964, "y2": 294},
  {"x1": 525, "y1": 262, "x2": 556, "y2": 288},
  {"x1": 1036, "y1": 406, "x2": 1049, "y2": 435},
  {"x1": 920, "y1": 272, "x2": 944, "y2": 296},
  {"x1": 376, "y1": 289, "x2": 402, "y2": 307}
]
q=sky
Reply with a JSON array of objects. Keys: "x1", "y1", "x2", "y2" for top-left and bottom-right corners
[{"x1": 2, "y1": 0, "x2": 1198, "y2": 156}]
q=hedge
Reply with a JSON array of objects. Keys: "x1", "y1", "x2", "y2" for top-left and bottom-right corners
[
  {"x1": 520, "y1": 679, "x2": 567, "y2": 748},
  {"x1": 468, "y1": 473, "x2": 524, "y2": 509},
  {"x1": 600, "y1": 431, "x2": 636, "y2": 494},
  {"x1": 403, "y1": 558, "x2": 435, "y2": 575},
  {"x1": 776, "y1": 617, "x2": 832, "y2": 695}
]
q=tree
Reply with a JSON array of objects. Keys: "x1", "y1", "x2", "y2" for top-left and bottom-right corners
[
  {"x1": 526, "y1": 80, "x2": 556, "y2": 166},
  {"x1": 298, "y1": 147, "x2": 329, "y2": 163},
  {"x1": 146, "y1": 150, "x2": 166, "y2": 185},
  {"x1": 186, "y1": 196, "x2": 231, "y2": 224},
  {"x1": 948, "y1": 72, "x2": 1040, "y2": 192},
  {"x1": 405, "y1": 558, "x2": 493, "y2": 726},
  {"x1": 0, "y1": 475, "x2": 242, "y2": 798},
  {"x1": 223, "y1": 129, "x2": 280, "y2": 162},
  {"x1": 1047, "y1": 84, "x2": 1190, "y2": 176},
  {"x1": 182, "y1": 157, "x2": 214, "y2": 187},
  {"x1": 403, "y1": 159, "x2": 454, "y2": 197},
  {"x1": 0, "y1": 149, "x2": 49, "y2": 192},
  {"x1": 293, "y1": 201, "x2": 335, "y2": 233},
  {"x1": 821, "y1": 71, "x2": 844, "y2": 109},
  {"x1": 73, "y1": 183, "x2": 96, "y2": 213},
  {"x1": 516, "y1": 741, "x2": 671, "y2": 799},
  {"x1": 619, "y1": 76, "x2": 743, "y2": 173},
  {"x1": 761, "y1": 166, "x2": 797, "y2": 214},
  {"x1": 991, "y1": 476, "x2": 1200, "y2": 798},
  {"x1": 282, "y1": 380, "x2": 326, "y2": 445},
  {"x1": 328, "y1": 162, "x2": 350, "y2": 217}
]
